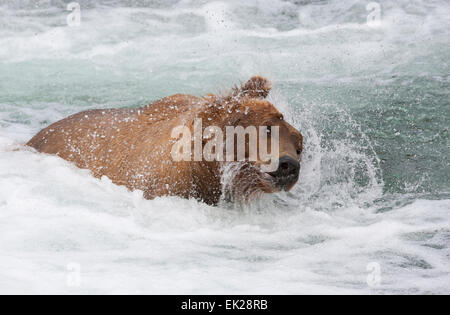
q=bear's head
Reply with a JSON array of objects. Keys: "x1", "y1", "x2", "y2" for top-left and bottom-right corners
[{"x1": 201, "y1": 76, "x2": 303, "y2": 202}]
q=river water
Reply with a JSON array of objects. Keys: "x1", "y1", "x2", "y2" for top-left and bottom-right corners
[{"x1": 0, "y1": 0, "x2": 449, "y2": 294}]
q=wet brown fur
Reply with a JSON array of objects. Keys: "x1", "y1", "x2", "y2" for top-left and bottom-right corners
[{"x1": 27, "y1": 76, "x2": 303, "y2": 205}]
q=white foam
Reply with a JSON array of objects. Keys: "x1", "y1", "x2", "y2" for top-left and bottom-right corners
[{"x1": 0, "y1": 132, "x2": 448, "y2": 294}]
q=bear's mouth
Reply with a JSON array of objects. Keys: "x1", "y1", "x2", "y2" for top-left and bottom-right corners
[
  {"x1": 261, "y1": 172, "x2": 282, "y2": 192},
  {"x1": 263, "y1": 172, "x2": 298, "y2": 192}
]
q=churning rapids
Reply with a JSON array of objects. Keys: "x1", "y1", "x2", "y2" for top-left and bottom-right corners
[{"x1": 0, "y1": 0, "x2": 449, "y2": 294}]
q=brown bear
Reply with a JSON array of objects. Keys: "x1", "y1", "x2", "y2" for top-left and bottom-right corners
[{"x1": 27, "y1": 76, "x2": 303, "y2": 205}]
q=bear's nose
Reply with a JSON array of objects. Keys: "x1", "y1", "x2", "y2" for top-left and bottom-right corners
[{"x1": 268, "y1": 156, "x2": 300, "y2": 189}]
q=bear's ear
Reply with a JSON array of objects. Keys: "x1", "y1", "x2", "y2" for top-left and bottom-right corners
[{"x1": 233, "y1": 76, "x2": 272, "y2": 99}]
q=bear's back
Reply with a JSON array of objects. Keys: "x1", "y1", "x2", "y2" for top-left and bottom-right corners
[{"x1": 27, "y1": 94, "x2": 204, "y2": 196}]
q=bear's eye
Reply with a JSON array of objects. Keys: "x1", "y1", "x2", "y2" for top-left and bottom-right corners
[{"x1": 296, "y1": 149, "x2": 302, "y2": 155}]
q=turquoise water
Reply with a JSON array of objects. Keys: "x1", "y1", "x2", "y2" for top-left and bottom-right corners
[{"x1": 0, "y1": 0, "x2": 449, "y2": 294}]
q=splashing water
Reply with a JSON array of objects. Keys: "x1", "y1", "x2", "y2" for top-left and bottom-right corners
[{"x1": 0, "y1": 0, "x2": 449, "y2": 294}]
